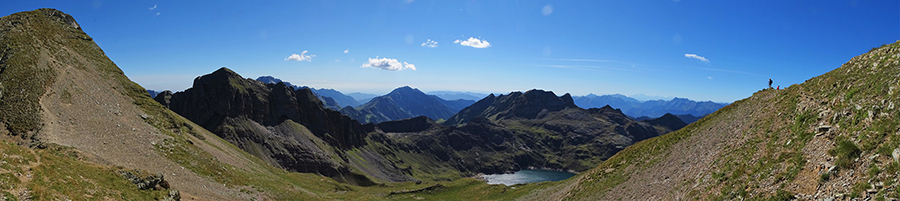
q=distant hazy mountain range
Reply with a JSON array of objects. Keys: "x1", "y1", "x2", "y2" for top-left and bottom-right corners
[
  {"x1": 425, "y1": 91, "x2": 489, "y2": 101},
  {"x1": 346, "y1": 92, "x2": 378, "y2": 103},
  {"x1": 572, "y1": 93, "x2": 729, "y2": 119},
  {"x1": 252, "y1": 75, "x2": 726, "y2": 124},
  {"x1": 153, "y1": 80, "x2": 722, "y2": 125},
  {"x1": 253, "y1": 76, "x2": 480, "y2": 124}
]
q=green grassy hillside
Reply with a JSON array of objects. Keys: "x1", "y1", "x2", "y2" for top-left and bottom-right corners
[{"x1": 516, "y1": 41, "x2": 900, "y2": 200}]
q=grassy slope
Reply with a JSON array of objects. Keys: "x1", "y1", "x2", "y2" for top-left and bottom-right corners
[
  {"x1": 0, "y1": 9, "x2": 59, "y2": 137},
  {"x1": 510, "y1": 41, "x2": 900, "y2": 200}
]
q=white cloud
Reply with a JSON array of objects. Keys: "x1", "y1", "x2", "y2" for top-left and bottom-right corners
[
  {"x1": 403, "y1": 62, "x2": 416, "y2": 70},
  {"x1": 149, "y1": 4, "x2": 157, "y2": 10},
  {"x1": 707, "y1": 76, "x2": 713, "y2": 79},
  {"x1": 421, "y1": 39, "x2": 438, "y2": 48},
  {"x1": 361, "y1": 57, "x2": 416, "y2": 71},
  {"x1": 454, "y1": 37, "x2": 491, "y2": 48},
  {"x1": 155, "y1": 12, "x2": 160, "y2": 16},
  {"x1": 285, "y1": 50, "x2": 316, "y2": 62},
  {"x1": 684, "y1": 54, "x2": 709, "y2": 63},
  {"x1": 343, "y1": 49, "x2": 349, "y2": 53}
]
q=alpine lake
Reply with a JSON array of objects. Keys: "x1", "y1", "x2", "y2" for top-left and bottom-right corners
[{"x1": 482, "y1": 169, "x2": 576, "y2": 186}]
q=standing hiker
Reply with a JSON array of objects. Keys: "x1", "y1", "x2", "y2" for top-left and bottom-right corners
[{"x1": 769, "y1": 78, "x2": 773, "y2": 88}]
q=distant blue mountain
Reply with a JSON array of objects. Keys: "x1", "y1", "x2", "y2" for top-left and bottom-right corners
[
  {"x1": 147, "y1": 90, "x2": 160, "y2": 98},
  {"x1": 425, "y1": 91, "x2": 489, "y2": 101},
  {"x1": 629, "y1": 93, "x2": 673, "y2": 102},
  {"x1": 573, "y1": 94, "x2": 728, "y2": 118},
  {"x1": 309, "y1": 88, "x2": 361, "y2": 107},
  {"x1": 346, "y1": 92, "x2": 378, "y2": 103}
]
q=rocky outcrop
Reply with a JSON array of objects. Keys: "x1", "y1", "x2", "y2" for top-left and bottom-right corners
[
  {"x1": 153, "y1": 90, "x2": 173, "y2": 108},
  {"x1": 166, "y1": 67, "x2": 371, "y2": 149},
  {"x1": 117, "y1": 169, "x2": 170, "y2": 190},
  {"x1": 376, "y1": 116, "x2": 440, "y2": 133},
  {"x1": 643, "y1": 113, "x2": 688, "y2": 131}
]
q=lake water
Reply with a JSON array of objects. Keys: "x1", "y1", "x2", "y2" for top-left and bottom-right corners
[{"x1": 482, "y1": 169, "x2": 576, "y2": 186}]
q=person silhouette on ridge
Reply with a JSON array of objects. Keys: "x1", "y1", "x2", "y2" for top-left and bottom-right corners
[{"x1": 768, "y1": 78, "x2": 773, "y2": 89}]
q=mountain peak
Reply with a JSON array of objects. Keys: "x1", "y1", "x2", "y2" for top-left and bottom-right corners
[
  {"x1": 345, "y1": 86, "x2": 456, "y2": 123},
  {"x1": 444, "y1": 89, "x2": 578, "y2": 125},
  {"x1": 191, "y1": 67, "x2": 250, "y2": 92},
  {"x1": 390, "y1": 86, "x2": 420, "y2": 94},
  {"x1": 211, "y1": 67, "x2": 239, "y2": 77}
]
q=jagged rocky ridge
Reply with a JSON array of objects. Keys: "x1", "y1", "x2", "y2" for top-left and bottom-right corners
[
  {"x1": 388, "y1": 90, "x2": 679, "y2": 173},
  {"x1": 157, "y1": 67, "x2": 413, "y2": 185}
]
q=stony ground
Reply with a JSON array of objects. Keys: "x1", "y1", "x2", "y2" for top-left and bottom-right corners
[{"x1": 34, "y1": 44, "x2": 251, "y2": 200}]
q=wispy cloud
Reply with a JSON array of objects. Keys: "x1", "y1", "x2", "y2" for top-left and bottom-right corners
[
  {"x1": 545, "y1": 58, "x2": 645, "y2": 67},
  {"x1": 421, "y1": 39, "x2": 438, "y2": 48},
  {"x1": 149, "y1": 4, "x2": 160, "y2": 16},
  {"x1": 454, "y1": 37, "x2": 491, "y2": 48},
  {"x1": 695, "y1": 67, "x2": 763, "y2": 76},
  {"x1": 555, "y1": 58, "x2": 612, "y2": 62},
  {"x1": 542, "y1": 4, "x2": 554, "y2": 16},
  {"x1": 684, "y1": 54, "x2": 709, "y2": 63},
  {"x1": 361, "y1": 57, "x2": 416, "y2": 71},
  {"x1": 537, "y1": 64, "x2": 638, "y2": 72},
  {"x1": 285, "y1": 50, "x2": 316, "y2": 62},
  {"x1": 344, "y1": 49, "x2": 349, "y2": 53}
]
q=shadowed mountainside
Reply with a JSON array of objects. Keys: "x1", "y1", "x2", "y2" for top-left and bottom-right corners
[{"x1": 158, "y1": 67, "x2": 420, "y2": 185}]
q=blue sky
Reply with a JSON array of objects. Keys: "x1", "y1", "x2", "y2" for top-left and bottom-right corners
[{"x1": 2, "y1": 0, "x2": 898, "y2": 102}]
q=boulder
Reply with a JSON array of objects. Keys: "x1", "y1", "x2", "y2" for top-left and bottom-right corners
[
  {"x1": 893, "y1": 148, "x2": 900, "y2": 164},
  {"x1": 117, "y1": 169, "x2": 169, "y2": 190}
]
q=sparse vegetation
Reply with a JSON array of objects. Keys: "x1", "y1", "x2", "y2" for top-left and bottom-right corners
[
  {"x1": 819, "y1": 172, "x2": 830, "y2": 184},
  {"x1": 829, "y1": 138, "x2": 861, "y2": 169}
]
